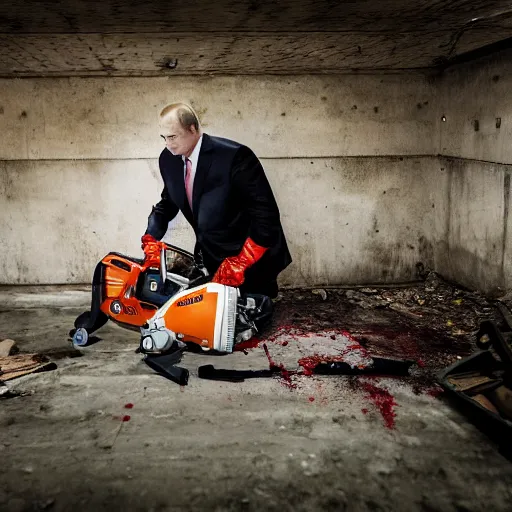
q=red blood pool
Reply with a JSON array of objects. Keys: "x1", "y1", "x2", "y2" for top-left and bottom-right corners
[
  {"x1": 263, "y1": 329, "x2": 371, "y2": 387},
  {"x1": 122, "y1": 415, "x2": 131, "y2": 422},
  {"x1": 234, "y1": 338, "x2": 261, "y2": 351},
  {"x1": 124, "y1": 403, "x2": 134, "y2": 409},
  {"x1": 308, "y1": 397, "x2": 315, "y2": 402},
  {"x1": 297, "y1": 355, "x2": 325, "y2": 376},
  {"x1": 297, "y1": 341, "x2": 371, "y2": 376},
  {"x1": 362, "y1": 382, "x2": 397, "y2": 429}
]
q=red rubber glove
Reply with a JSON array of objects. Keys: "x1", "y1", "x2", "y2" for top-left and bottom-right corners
[
  {"x1": 212, "y1": 237, "x2": 268, "y2": 287},
  {"x1": 141, "y1": 234, "x2": 166, "y2": 268},
  {"x1": 141, "y1": 233, "x2": 158, "y2": 249}
]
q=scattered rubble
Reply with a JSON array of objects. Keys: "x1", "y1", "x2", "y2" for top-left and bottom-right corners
[
  {"x1": 311, "y1": 289, "x2": 328, "y2": 301},
  {"x1": 279, "y1": 272, "x2": 500, "y2": 372}
]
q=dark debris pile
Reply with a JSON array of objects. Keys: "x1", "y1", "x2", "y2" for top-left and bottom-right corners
[
  {"x1": 274, "y1": 272, "x2": 505, "y2": 385},
  {"x1": 341, "y1": 271, "x2": 497, "y2": 337}
]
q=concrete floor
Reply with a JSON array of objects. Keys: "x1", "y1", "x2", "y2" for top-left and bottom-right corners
[{"x1": 1, "y1": 285, "x2": 512, "y2": 512}]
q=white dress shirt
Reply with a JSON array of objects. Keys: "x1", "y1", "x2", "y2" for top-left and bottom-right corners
[{"x1": 183, "y1": 135, "x2": 203, "y2": 201}]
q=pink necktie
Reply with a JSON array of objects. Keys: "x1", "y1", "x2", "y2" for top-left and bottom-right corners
[{"x1": 185, "y1": 158, "x2": 193, "y2": 209}]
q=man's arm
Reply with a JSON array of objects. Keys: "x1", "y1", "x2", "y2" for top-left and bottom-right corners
[
  {"x1": 145, "y1": 184, "x2": 179, "y2": 240},
  {"x1": 211, "y1": 146, "x2": 280, "y2": 287},
  {"x1": 231, "y1": 145, "x2": 281, "y2": 248}
]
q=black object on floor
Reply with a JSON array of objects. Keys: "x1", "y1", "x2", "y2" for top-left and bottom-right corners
[
  {"x1": 144, "y1": 351, "x2": 189, "y2": 386},
  {"x1": 197, "y1": 356, "x2": 414, "y2": 383},
  {"x1": 314, "y1": 357, "x2": 415, "y2": 376},
  {"x1": 198, "y1": 364, "x2": 277, "y2": 382}
]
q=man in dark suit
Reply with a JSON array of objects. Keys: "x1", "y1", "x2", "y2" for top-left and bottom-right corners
[{"x1": 142, "y1": 103, "x2": 291, "y2": 298}]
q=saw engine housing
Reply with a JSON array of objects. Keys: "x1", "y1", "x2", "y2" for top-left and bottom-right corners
[{"x1": 73, "y1": 243, "x2": 272, "y2": 354}]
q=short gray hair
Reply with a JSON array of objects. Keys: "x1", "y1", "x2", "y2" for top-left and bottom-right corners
[{"x1": 159, "y1": 103, "x2": 200, "y2": 131}]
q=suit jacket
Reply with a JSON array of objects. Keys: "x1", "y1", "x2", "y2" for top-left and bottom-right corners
[{"x1": 146, "y1": 133, "x2": 292, "y2": 282}]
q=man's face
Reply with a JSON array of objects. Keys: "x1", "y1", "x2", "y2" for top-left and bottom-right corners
[{"x1": 159, "y1": 117, "x2": 199, "y2": 157}]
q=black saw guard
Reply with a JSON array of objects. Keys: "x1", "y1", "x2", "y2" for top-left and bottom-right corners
[
  {"x1": 70, "y1": 260, "x2": 109, "y2": 337},
  {"x1": 144, "y1": 349, "x2": 189, "y2": 386}
]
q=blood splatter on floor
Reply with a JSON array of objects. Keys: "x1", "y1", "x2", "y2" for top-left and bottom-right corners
[
  {"x1": 360, "y1": 381, "x2": 398, "y2": 429},
  {"x1": 233, "y1": 280, "x2": 499, "y2": 428}
]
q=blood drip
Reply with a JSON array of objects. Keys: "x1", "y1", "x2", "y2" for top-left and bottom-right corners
[
  {"x1": 361, "y1": 382, "x2": 397, "y2": 429},
  {"x1": 124, "y1": 403, "x2": 134, "y2": 409},
  {"x1": 263, "y1": 343, "x2": 296, "y2": 389},
  {"x1": 122, "y1": 415, "x2": 131, "y2": 422},
  {"x1": 308, "y1": 397, "x2": 315, "y2": 402},
  {"x1": 361, "y1": 408, "x2": 369, "y2": 415},
  {"x1": 417, "y1": 359, "x2": 426, "y2": 368}
]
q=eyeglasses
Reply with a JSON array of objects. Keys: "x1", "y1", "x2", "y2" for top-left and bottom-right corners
[{"x1": 160, "y1": 135, "x2": 177, "y2": 142}]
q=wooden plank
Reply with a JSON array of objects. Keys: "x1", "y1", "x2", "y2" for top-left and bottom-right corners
[
  {"x1": 0, "y1": 33, "x2": 436, "y2": 75},
  {"x1": 0, "y1": 354, "x2": 56, "y2": 381},
  {"x1": 0, "y1": 31, "x2": 494, "y2": 77},
  {"x1": 0, "y1": 0, "x2": 507, "y2": 33},
  {"x1": 0, "y1": 74, "x2": 437, "y2": 160},
  {"x1": 2, "y1": 27, "x2": 512, "y2": 77}
]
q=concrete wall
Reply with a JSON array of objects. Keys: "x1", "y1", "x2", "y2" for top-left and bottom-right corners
[
  {"x1": 279, "y1": 156, "x2": 447, "y2": 286},
  {"x1": 0, "y1": 75, "x2": 436, "y2": 160},
  {"x1": 3, "y1": 65, "x2": 511, "y2": 293},
  {"x1": 0, "y1": 156, "x2": 447, "y2": 286},
  {"x1": 0, "y1": 74, "x2": 444, "y2": 286},
  {"x1": 439, "y1": 49, "x2": 512, "y2": 164},
  {"x1": 436, "y1": 157, "x2": 510, "y2": 294},
  {"x1": 436, "y1": 48, "x2": 512, "y2": 293}
]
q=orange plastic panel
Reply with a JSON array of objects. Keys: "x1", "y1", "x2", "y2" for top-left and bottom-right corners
[
  {"x1": 162, "y1": 286, "x2": 218, "y2": 348},
  {"x1": 100, "y1": 255, "x2": 154, "y2": 327}
]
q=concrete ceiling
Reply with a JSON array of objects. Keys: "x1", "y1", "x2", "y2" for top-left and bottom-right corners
[{"x1": 1, "y1": 0, "x2": 512, "y2": 76}]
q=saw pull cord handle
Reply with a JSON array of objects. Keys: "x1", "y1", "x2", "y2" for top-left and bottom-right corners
[{"x1": 212, "y1": 237, "x2": 268, "y2": 287}]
